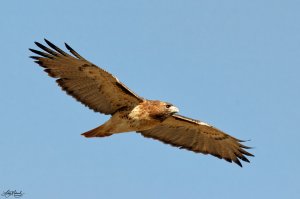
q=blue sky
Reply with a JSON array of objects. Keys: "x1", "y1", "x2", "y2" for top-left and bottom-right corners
[{"x1": 1, "y1": 0, "x2": 299, "y2": 198}]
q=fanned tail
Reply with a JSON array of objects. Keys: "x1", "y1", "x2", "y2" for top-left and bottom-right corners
[{"x1": 81, "y1": 125, "x2": 112, "y2": 138}]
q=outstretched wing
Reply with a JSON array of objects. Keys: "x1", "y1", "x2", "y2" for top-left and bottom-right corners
[
  {"x1": 139, "y1": 114, "x2": 253, "y2": 167},
  {"x1": 30, "y1": 39, "x2": 143, "y2": 115}
]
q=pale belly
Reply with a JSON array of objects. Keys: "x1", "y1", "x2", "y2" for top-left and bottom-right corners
[{"x1": 102, "y1": 111, "x2": 162, "y2": 134}]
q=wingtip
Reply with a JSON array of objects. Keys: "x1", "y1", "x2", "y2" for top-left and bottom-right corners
[
  {"x1": 64, "y1": 42, "x2": 85, "y2": 60},
  {"x1": 34, "y1": 60, "x2": 43, "y2": 66},
  {"x1": 64, "y1": 42, "x2": 70, "y2": 48},
  {"x1": 44, "y1": 38, "x2": 50, "y2": 43},
  {"x1": 239, "y1": 148, "x2": 255, "y2": 157},
  {"x1": 234, "y1": 159, "x2": 243, "y2": 167},
  {"x1": 34, "y1": 41, "x2": 43, "y2": 47},
  {"x1": 239, "y1": 155, "x2": 250, "y2": 163},
  {"x1": 29, "y1": 56, "x2": 40, "y2": 60},
  {"x1": 239, "y1": 143, "x2": 253, "y2": 149},
  {"x1": 238, "y1": 139, "x2": 252, "y2": 143},
  {"x1": 44, "y1": 38, "x2": 53, "y2": 46},
  {"x1": 64, "y1": 42, "x2": 75, "y2": 52}
]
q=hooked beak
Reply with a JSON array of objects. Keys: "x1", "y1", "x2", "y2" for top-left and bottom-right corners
[{"x1": 169, "y1": 106, "x2": 179, "y2": 114}]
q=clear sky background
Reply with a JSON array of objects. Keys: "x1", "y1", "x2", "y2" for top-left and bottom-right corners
[{"x1": 1, "y1": 0, "x2": 299, "y2": 198}]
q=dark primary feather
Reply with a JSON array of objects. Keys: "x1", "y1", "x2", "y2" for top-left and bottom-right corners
[
  {"x1": 34, "y1": 41, "x2": 59, "y2": 56},
  {"x1": 64, "y1": 42, "x2": 86, "y2": 60},
  {"x1": 139, "y1": 114, "x2": 253, "y2": 167},
  {"x1": 30, "y1": 39, "x2": 143, "y2": 115},
  {"x1": 29, "y1": 48, "x2": 53, "y2": 59},
  {"x1": 44, "y1": 39, "x2": 69, "y2": 56}
]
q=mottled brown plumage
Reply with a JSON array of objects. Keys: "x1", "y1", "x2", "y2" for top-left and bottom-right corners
[{"x1": 30, "y1": 39, "x2": 254, "y2": 167}]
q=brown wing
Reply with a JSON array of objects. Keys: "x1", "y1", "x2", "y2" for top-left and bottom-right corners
[
  {"x1": 139, "y1": 114, "x2": 253, "y2": 167},
  {"x1": 30, "y1": 39, "x2": 143, "y2": 115}
]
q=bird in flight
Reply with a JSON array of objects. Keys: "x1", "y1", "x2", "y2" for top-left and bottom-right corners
[{"x1": 30, "y1": 39, "x2": 253, "y2": 167}]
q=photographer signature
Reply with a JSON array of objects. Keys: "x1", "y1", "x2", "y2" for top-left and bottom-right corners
[{"x1": 1, "y1": 190, "x2": 24, "y2": 198}]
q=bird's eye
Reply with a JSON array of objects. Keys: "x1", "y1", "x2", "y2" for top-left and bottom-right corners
[{"x1": 166, "y1": 104, "x2": 171, "y2": 108}]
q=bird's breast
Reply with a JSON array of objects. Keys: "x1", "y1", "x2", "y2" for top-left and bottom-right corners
[{"x1": 118, "y1": 106, "x2": 161, "y2": 131}]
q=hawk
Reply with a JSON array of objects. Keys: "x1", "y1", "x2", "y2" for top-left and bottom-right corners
[{"x1": 30, "y1": 39, "x2": 254, "y2": 167}]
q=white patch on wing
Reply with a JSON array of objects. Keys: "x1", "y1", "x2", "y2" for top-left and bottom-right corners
[{"x1": 199, "y1": 121, "x2": 211, "y2": 126}]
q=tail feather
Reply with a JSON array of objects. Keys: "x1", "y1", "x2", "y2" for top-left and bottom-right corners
[{"x1": 81, "y1": 125, "x2": 112, "y2": 138}]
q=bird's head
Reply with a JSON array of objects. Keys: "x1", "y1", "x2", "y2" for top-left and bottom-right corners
[
  {"x1": 162, "y1": 102, "x2": 179, "y2": 115},
  {"x1": 146, "y1": 100, "x2": 179, "y2": 121}
]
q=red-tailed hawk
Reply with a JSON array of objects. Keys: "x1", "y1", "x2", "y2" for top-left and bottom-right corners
[{"x1": 30, "y1": 39, "x2": 254, "y2": 167}]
